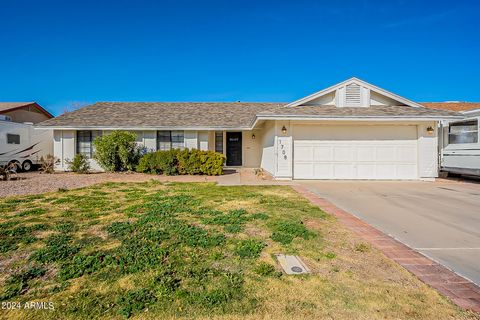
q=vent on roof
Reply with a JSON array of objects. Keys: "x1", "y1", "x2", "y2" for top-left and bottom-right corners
[{"x1": 345, "y1": 83, "x2": 361, "y2": 106}]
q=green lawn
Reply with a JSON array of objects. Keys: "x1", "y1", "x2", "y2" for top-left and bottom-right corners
[{"x1": 0, "y1": 181, "x2": 477, "y2": 319}]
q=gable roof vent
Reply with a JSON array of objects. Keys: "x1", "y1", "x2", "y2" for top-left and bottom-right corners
[{"x1": 345, "y1": 83, "x2": 361, "y2": 107}]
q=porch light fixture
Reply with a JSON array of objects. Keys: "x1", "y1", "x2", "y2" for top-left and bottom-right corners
[
  {"x1": 426, "y1": 126, "x2": 434, "y2": 134},
  {"x1": 281, "y1": 126, "x2": 287, "y2": 134},
  {"x1": 251, "y1": 134, "x2": 256, "y2": 140}
]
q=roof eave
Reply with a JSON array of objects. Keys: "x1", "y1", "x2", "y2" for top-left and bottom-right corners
[
  {"x1": 255, "y1": 115, "x2": 463, "y2": 121},
  {"x1": 33, "y1": 125, "x2": 253, "y2": 131}
]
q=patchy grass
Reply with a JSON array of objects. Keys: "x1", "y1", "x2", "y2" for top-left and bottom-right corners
[{"x1": 0, "y1": 181, "x2": 477, "y2": 320}]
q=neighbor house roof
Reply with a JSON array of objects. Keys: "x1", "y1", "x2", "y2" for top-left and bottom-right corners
[
  {"x1": 36, "y1": 101, "x2": 462, "y2": 130},
  {"x1": 0, "y1": 102, "x2": 54, "y2": 118},
  {"x1": 421, "y1": 102, "x2": 480, "y2": 112}
]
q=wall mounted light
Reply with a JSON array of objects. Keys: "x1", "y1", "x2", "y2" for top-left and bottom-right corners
[
  {"x1": 281, "y1": 126, "x2": 287, "y2": 134},
  {"x1": 426, "y1": 126, "x2": 434, "y2": 134},
  {"x1": 251, "y1": 134, "x2": 256, "y2": 140}
]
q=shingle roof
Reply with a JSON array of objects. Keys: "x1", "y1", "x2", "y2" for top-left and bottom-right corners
[
  {"x1": 36, "y1": 102, "x2": 283, "y2": 129},
  {"x1": 259, "y1": 105, "x2": 462, "y2": 118},
  {"x1": 36, "y1": 101, "x2": 463, "y2": 129},
  {"x1": 421, "y1": 102, "x2": 480, "y2": 112}
]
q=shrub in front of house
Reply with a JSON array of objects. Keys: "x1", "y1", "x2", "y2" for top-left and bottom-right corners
[
  {"x1": 66, "y1": 153, "x2": 90, "y2": 173},
  {"x1": 93, "y1": 131, "x2": 144, "y2": 172},
  {"x1": 136, "y1": 149, "x2": 179, "y2": 175},
  {"x1": 136, "y1": 149, "x2": 225, "y2": 176}
]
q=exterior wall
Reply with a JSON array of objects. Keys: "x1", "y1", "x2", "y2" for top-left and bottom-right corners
[
  {"x1": 260, "y1": 121, "x2": 276, "y2": 174},
  {"x1": 53, "y1": 130, "x2": 75, "y2": 171},
  {"x1": 52, "y1": 123, "x2": 440, "y2": 179},
  {"x1": 242, "y1": 129, "x2": 263, "y2": 167},
  {"x1": 53, "y1": 129, "x2": 207, "y2": 171},
  {"x1": 261, "y1": 120, "x2": 439, "y2": 180},
  {"x1": 2, "y1": 109, "x2": 50, "y2": 124},
  {"x1": 417, "y1": 122, "x2": 438, "y2": 178},
  {"x1": 208, "y1": 131, "x2": 215, "y2": 152}
]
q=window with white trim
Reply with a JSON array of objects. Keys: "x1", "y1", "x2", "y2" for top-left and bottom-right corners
[
  {"x1": 449, "y1": 120, "x2": 478, "y2": 144},
  {"x1": 157, "y1": 131, "x2": 184, "y2": 150},
  {"x1": 215, "y1": 131, "x2": 223, "y2": 154},
  {"x1": 76, "y1": 130, "x2": 102, "y2": 158}
]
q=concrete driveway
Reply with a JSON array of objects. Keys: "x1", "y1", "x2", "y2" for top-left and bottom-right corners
[{"x1": 299, "y1": 179, "x2": 480, "y2": 285}]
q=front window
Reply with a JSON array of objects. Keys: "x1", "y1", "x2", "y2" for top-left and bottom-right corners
[
  {"x1": 215, "y1": 131, "x2": 223, "y2": 153},
  {"x1": 157, "y1": 130, "x2": 184, "y2": 150},
  {"x1": 449, "y1": 120, "x2": 478, "y2": 144},
  {"x1": 77, "y1": 130, "x2": 101, "y2": 158},
  {"x1": 7, "y1": 133, "x2": 20, "y2": 144}
]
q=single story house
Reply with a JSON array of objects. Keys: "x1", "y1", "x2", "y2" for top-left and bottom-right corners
[{"x1": 36, "y1": 78, "x2": 462, "y2": 180}]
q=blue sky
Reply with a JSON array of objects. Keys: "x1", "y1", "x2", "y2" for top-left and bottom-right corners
[{"x1": 0, "y1": 0, "x2": 479, "y2": 116}]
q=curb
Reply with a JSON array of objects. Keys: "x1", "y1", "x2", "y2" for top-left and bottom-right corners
[{"x1": 292, "y1": 184, "x2": 480, "y2": 313}]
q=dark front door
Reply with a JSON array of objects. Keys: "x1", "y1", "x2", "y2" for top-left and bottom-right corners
[{"x1": 226, "y1": 132, "x2": 242, "y2": 166}]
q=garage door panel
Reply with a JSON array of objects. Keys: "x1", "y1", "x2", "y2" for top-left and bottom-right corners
[
  {"x1": 375, "y1": 164, "x2": 396, "y2": 178},
  {"x1": 376, "y1": 147, "x2": 397, "y2": 162},
  {"x1": 313, "y1": 146, "x2": 332, "y2": 161},
  {"x1": 294, "y1": 145, "x2": 314, "y2": 161},
  {"x1": 293, "y1": 163, "x2": 314, "y2": 179},
  {"x1": 357, "y1": 164, "x2": 376, "y2": 178},
  {"x1": 333, "y1": 164, "x2": 355, "y2": 179},
  {"x1": 315, "y1": 164, "x2": 334, "y2": 179},
  {"x1": 397, "y1": 164, "x2": 417, "y2": 178},
  {"x1": 357, "y1": 147, "x2": 375, "y2": 161},
  {"x1": 396, "y1": 146, "x2": 417, "y2": 162},
  {"x1": 333, "y1": 147, "x2": 353, "y2": 161},
  {"x1": 293, "y1": 125, "x2": 418, "y2": 180}
]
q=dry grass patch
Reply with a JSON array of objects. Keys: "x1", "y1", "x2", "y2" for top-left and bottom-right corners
[{"x1": 0, "y1": 182, "x2": 478, "y2": 320}]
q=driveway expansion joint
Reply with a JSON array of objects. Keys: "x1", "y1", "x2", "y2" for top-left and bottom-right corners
[{"x1": 292, "y1": 184, "x2": 480, "y2": 313}]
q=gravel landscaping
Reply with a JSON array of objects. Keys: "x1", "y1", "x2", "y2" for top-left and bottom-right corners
[{"x1": 0, "y1": 171, "x2": 218, "y2": 198}]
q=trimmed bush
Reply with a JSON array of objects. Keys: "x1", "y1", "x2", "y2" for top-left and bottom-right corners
[
  {"x1": 137, "y1": 149, "x2": 225, "y2": 176},
  {"x1": 136, "y1": 149, "x2": 179, "y2": 175},
  {"x1": 93, "y1": 131, "x2": 144, "y2": 172},
  {"x1": 66, "y1": 153, "x2": 90, "y2": 173}
]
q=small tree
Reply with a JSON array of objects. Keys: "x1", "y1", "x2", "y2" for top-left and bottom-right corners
[
  {"x1": 93, "y1": 131, "x2": 143, "y2": 172},
  {"x1": 66, "y1": 154, "x2": 91, "y2": 173}
]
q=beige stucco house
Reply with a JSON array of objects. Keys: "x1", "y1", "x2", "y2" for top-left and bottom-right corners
[{"x1": 36, "y1": 78, "x2": 462, "y2": 180}]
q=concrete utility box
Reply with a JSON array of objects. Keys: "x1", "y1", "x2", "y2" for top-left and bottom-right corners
[{"x1": 275, "y1": 254, "x2": 310, "y2": 275}]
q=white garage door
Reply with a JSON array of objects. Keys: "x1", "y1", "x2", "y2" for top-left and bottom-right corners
[{"x1": 293, "y1": 125, "x2": 418, "y2": 180}]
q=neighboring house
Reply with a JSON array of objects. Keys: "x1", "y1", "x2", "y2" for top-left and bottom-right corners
[
  {"x1": 0, "y1": 102, "x2": 53, "y2": 124},
  {"x1": 0, "y1": 102, "x2": 54, "y2": 170},
  {"x1": 36, "y1": 78, "x2": 462, "y2": 180},
  {"x1": 423, "y1": 102, "x2": 480, "y2": 176}
]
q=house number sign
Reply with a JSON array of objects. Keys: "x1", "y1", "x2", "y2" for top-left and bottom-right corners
[{"x1": 276, "y1": 136, "x2": 292, "y2": 177}]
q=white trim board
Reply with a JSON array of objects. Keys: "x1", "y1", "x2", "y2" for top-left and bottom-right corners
[{"x1": 286, "y1": 77, "x2": 426, "y2": 109}]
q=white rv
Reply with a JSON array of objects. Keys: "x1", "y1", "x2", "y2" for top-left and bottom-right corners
[
  {"x1": 0, "y1": 116, "x2": 53, "y2": 171},
  {"x1": 440, "y1": 109, "x2": 480, "y2": 176}
]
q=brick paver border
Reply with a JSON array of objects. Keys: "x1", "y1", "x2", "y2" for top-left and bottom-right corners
[{"x1": 293, "y1": 184, "x2": 480, "y2": 313}]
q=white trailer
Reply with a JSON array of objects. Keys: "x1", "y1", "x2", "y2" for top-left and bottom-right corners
[
  {"x1": 0, "y1": 117, "x2": 53, "y2": 171},
  {"x1": 439, "y1": 109, "x2": 480, "y2": 176}
]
